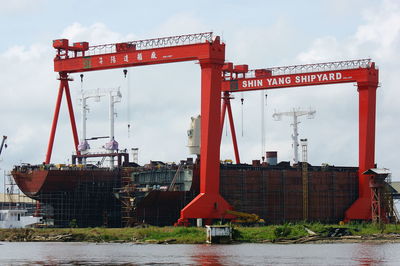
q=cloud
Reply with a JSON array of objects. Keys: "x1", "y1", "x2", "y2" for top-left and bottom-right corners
[
  {"x1": 299, "y1": 0, "x2": 400, "y2": 62},
  {"x1": 355, "y1": 1, "x2": 400, "y2": 62},
  {"x1": 152, "y1": 12, "x2": 208, "y2": 37},
  {"x1": 292, "y1": 0, "x2": 400, "y2": 178},
  {"x1": 226, "y1": 18, "x2": 302, "y2": 67},
  {"x1": 0, "y1": 20, "x2": 206, "y2": 170},
  {"x1": 60, "y1": 22, "x2": 137, "y2": 45},
  {"x1": 1, "y1": 2, "x2": 399, "y2": 183},
  {"x1": 297, "y1": 36, "x2": 345, "y2": 62}
]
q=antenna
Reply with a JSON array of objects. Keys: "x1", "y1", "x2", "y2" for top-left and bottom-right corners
[{"x1": 273, "y1": 108, "x2": 316, "y2": 164}]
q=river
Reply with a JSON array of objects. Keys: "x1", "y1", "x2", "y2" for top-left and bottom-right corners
[{"x1": 1, "y1": 242, "x2": 400, "y2": 265}]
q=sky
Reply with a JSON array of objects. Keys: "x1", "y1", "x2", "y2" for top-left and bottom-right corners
[{"x1": 0, "y1": 0, "x2": 400, "y2": 186}]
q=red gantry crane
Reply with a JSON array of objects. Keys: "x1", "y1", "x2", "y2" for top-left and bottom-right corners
[
  {"x1": 47, "y1": 32, "x2": 234, "y2": 226},
  {"x1": 47, "y1": 30, "x2": 382, "y2": 223},
  {"x1": 220, "y1": 59, "x2": 381, "y2": 222}
]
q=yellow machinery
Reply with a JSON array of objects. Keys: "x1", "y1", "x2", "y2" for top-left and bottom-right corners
[{"x1": 226, "y1": 210, "x2": 265, "y2": 225}]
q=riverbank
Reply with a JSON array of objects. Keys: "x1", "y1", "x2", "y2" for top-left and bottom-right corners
[{"x1": 1, "y1": 223, "x2": 400, "y2": 244}]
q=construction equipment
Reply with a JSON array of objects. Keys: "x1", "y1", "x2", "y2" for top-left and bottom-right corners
[
  {"x1": 221, "y1": 59, "x2": 380, "y2": 222},
  {"x1": 364, "y1": 168, "x2": 393, "y2": 223},
  {"x1": 226, "y1": 210, "x2": 265, "y2": 225},
  {"x1": 49, "y1": 32, "x2": 233, "y2": 225},
  {"x1": 0, "y1": 136, "x2": 7, "y2": 156},
  {"x1": 47, "y1": 31, "x2": 382, "y2": 224}
]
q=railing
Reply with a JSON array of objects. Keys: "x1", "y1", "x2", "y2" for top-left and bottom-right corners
[
  {"x1": 85, "y1": 32, "x2": 214, "y2": 56},
  {"x1": 244, "y1": 59, "x2": 373, "y2": 78}
]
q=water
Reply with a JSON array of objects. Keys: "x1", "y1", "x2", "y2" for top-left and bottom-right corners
[{"x1": 1, "y1": 242, "x2": 400, "y2": 265}]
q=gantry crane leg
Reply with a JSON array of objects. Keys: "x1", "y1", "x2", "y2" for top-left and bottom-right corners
[
  {"x1": 177, "y1": 61, "x2": 234, "y2": 225},
  {"x1": 45, "y1": 73, "x2": 80, "y2": 164},
  {"x1": 220, "y1": 92, "x2": 240, "y2": 164},
  {"x1": 344, "y1": 81, "x2": 378, "y2": 221}
]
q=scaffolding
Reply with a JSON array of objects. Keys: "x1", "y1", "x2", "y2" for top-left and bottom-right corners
[
  {"x1": 117, "y1": 167, "x2": 138, "y2": 227},
  {"x1": 33, "y1": 168, "x2": 122, "y2": 228},
  {"x1": 300, "y1": 139, "x2": 309, "y2": 220},
  {"x1": 2, "y1": 171, "x2": 36, "y2": 214},
  {"x1": 114, "y1": 160, "x2": 197, "y2": 227}
]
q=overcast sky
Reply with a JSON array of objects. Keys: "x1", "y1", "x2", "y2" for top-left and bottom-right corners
[{"x1": 0, "y1": 0, "x2": 399, "y2": 185}]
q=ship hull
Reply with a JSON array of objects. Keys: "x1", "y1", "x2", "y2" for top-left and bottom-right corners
[
  {"x1": 12, "y1": 167, "x2": 120, "y2": 197},
  {"x1": 121, "y1": 163, "x2": 359, "y2": 226},
  {"x1": 11, "y1": 167, "x2": 121, "y2": 227},
  {"x1": 11, "y1": 162, "x2": 359, "y2": 227}
]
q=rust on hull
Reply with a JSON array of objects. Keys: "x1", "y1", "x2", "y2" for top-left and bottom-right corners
[{"x1": 11, "y1": 161, "x2": 361, "y2": 227}]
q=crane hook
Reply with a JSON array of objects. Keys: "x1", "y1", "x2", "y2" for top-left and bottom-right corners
[{"x1": 123, "y1": 69, "x2": 128, "y2": 78}]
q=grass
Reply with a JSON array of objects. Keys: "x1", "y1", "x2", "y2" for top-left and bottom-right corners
[
  {"x1": 1, "y1": 223, "x2": 400, "y2": 243},
  {"x1": 0, "y1": 227, "x2": 206, "y2": 243}
]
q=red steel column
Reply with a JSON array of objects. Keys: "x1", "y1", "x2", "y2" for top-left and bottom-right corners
[
  {"x1": 220, "y1": 92, "x2": 240, "y2": 164},
  {"x1": 45, "y1": 76, "x2": 65, "y2": 164},
  {"x1": 226, "y1": 94, "x2": 240, "y2": 164},
  {"x1": 177, "y1": 60, "x2": 233, "y2": 224},
  {"x1": 220, "y1": 94, "x2": 227, "y2": 130},
  {"x1": 358, "y1": 82, "x2": 377, "y2": 196},
  {"x1": 345, "y1": 80, "x2": 378, "y2": 221},
  {"x1": 64, "y1": 77, "x2": 80, "y2": 155},
  {"x1": 199, "y1": 60, "x2": 223, "y2": 194}
]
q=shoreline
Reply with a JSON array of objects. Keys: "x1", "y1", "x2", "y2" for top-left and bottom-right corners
[{"x1": 1, "y1": 224, "x2": 400, "y2": 244}]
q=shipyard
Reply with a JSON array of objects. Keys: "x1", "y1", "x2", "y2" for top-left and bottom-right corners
[
  {"x1": 1, "y1": 1, "x2": 400, "y2": 265},
  {"x1": 1, "y1": 32, "x2": 397, "y2": 228}
]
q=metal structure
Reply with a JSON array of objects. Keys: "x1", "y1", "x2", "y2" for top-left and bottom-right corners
[
  {"x1": 272, "y1": 108, "x2": 316, "y2": 164},
  {"x1": 45, "y1": 30, "x2": 381, "y2": 223},
  {"x1": 78, "y1": 88, "x2": 121, "y2": 165},
  {"x1": 220, "y1": 92, "x2": 240, "y2": 163},
  {"x1": 2, "y1": 172, "x2": 36, "y2": 212},
  {"x1": 48, "y1": 32, "x2": 233, "y2": 225},
  {"x1": 364, "y1": 168, "x2": 391, "y2": 223},
  {"x1": 0, "y1": 136, "x2": 7, "y2": 156},
  {"x1": 105, "y1": 88, "x2": 122, "y2": 168},
  {"x1": 300, "y1": 138, "x2": 309, "y2": 220},
  {"x1": 221, "y1": 59, "x2": 380, "y2": 222},
  {"x1": 131, "y1": 148, "x2": 139, "y2": 164}
]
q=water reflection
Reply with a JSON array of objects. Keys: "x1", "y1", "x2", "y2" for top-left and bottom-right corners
[
  {"x1": 191, "y1": 244, "x2": 226, "y2": 265},
  {"x1": 352, "y1": 243, "x2": 386, "y2": 266},
  {"x1": 1, "y1": 242, "x2": 400, "y2": 265}
]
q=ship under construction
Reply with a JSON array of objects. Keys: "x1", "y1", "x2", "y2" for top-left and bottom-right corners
[{"x1": 10, "y1": 32, "x2": 398, "y2": 227}]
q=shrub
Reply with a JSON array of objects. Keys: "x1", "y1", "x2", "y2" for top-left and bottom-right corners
[{"x1": 274, "y1": 224, "x2": 291, "y2": 238}]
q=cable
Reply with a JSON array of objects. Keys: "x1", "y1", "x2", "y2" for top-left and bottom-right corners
[
  {"x1": 263, "y1": 93, "x2": 268, "y2": 161},
  {"x1": 124, "y1": 69, "x2": 131, "y2": 138},
  {"x1": 80, "y1": 74, "x2": 84, "y2": 88},
  {"x1": 79, "y1": 74, "x2": 84, "y2": 118},
  {"x1": 225, "y1": 113, "x2": 228, "y2": 136},
  {"x1": 261, "y1": 91, "x2": 265, "y2": 160},
  {"x1": 241, "y1": 93, "x2": 244, "y2": 137}
]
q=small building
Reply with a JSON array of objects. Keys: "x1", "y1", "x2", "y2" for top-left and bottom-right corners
[
  {"x1": 0, "y1": 209, "x2": 42, "y2": 228},
  {"x1": 0, "y1": 193, "x2": 41, "y2": 228}
]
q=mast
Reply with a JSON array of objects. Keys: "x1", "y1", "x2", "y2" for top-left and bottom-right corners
[{"x1": 273, "y1": 108, "x2": 316, "y2": 164}]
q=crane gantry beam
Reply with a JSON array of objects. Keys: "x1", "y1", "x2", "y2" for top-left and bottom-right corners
[
  {"x1": 53, "y1": 32, "x2": 220, "y2": 73},
  {"x1": 221, "y1": 59, "x2": 375, "y2": 92},
  {"x1": 221, "y1": 59, "x2": 380, "y2": 222}
]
